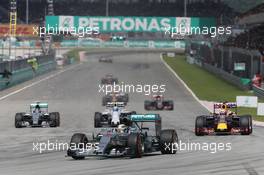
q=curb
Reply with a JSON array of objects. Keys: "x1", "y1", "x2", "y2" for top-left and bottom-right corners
[{"x1": 160, "y1": 54, "x2": 264, "y2": 127}]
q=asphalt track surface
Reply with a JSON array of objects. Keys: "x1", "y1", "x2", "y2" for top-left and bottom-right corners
[{"x1": 0, "y1": 51, "x2": 263, "y2": 175}]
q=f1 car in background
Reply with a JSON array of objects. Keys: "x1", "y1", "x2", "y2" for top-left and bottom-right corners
[
  {"x1": 144, "y1": 95, "x2": 173, "y2": 110},
  {"x1": 101, "y1": 74, "x2": 118, "y2": 84},
  {"x1": 14, "y1": 102, "x2": 60, "y2": 128},
  {"x1": 67, "y1": 114, "x2": 178, "y2": 159},
  {"x1": 99, "y1": 57, "x2": 113, "y2": 63},
  {"x1": 195, "y1": 102, "x2": 252, "y2": 136},
  {"x1": 102, "y1": 92, "x2": 129, "y2": 106},
  {"x1": 94, "y1": 102, "x2": 136, "y2": 127}
]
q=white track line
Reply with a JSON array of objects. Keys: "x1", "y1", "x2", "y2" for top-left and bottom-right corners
[
  {"x1": 160, "y1": 54, "x2": 211, "y2": 112},
  {"x1": 0, "y1": 64, "x2": 80, "y2": 101},
  {"x1": 160, "y1": 54, "x2": 264, "y2": 127}
]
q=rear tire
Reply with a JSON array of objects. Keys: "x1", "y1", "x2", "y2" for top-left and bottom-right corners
[
  {"x1": 70, "y1": 133, "x2": 88, "y2": 160},
  {"x1": 15, "y1": 113, "x2": 23, "y2": 128},
  {"x1": 113, "y1": 78, "x2": 118, "y2": 84},
  {"x1": 101, "y1": 79, "x2": 106, "y2": 84},
  {"x1": 102, "y1": 97, "x2": 110, "y2": 106},
  {"x1": 168, "y1": 100, "x2": 174, "y2": 110},
  {"x1": 144, "y1": 101, "x2": 151, "y2": 110},
  {"x1": 128, "y1": 133, "x2": 143, "y2": 158},
  {"x1": 160, "y1": 129, "x2": 178, "y2": 154},
  {"x1": 124, "y1": 94, "x2": 129, "y2": 102},
  {"x1": 94, "y1": 112, "x2": 102, "y2": 127}
]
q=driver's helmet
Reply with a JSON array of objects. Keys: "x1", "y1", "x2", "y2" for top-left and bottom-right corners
[
  {"x1": 113, "y1": 106, "x2": 119, "y2": 112},
  {"x1": 219, "y1": 102, "x2": 228, "y2": 115},
  {"x1": 117, "y1": 124, "x2": 126, "y2": 133},
  {"x1": 34, "y1": 104, "x2": 41, "y2": 113},
  {"x1": 156, "y1": 95, "x2": 161, "y2": 100}
]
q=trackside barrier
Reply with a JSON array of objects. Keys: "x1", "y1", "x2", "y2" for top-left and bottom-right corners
[
  {"x1": 0, "y1": 55, "x2": 56, "y2": 90},
  {"x1": 203, "y1": 63, "x2": 251, "y2": 91},
  {"x1": 186, "y1": 40, "x2": 262, "y2": 79},
  {"x1": 60, "y1": 40, "x2": 186, "y2": 49},
  {"x1": 252, "y1": 85, "x2": 264, "y2": 99}
]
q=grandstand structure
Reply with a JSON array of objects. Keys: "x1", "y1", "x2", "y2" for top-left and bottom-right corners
[
  {"x1": 239, "y1": 3, "x2": 264, "y2": 24},
  {"x1": 218, "y1": 3, "x2": 264, "y2": 79},
  {"x1": 224, "y1": 3, "x2": 264, "y2": 52}
]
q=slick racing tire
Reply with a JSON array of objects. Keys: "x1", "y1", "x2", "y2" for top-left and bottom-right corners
[
  {"x1": 248, "y1": 115, "x2": 253, "y2": 134},
  {"x1": 113, "y1": 78, "x2": 118, "y2": 84},
  {"x1": 15, "y1": 113, "x2": 23, "y2": 128},
  {"x1": 94, "y1": 112, "x2": 102, "y2": 127},
  {"x1": 70, "y1": 133, "x2": 88, "y2": 160},
  {"x1": 195, "y1": 116, "x2": 206, "y2": 136},
  {"x1": 240, "y1": 115, "x2": 252, "y2": 135},
  {"x1": 167, "y1": 100, "x2": 174, "y2": 110},
  {"x1": 102, "y1": 97, "x2": 111, "y2": 106},
  {"x1": 124, "y1": 93, "x2": 129, "y2": 102},
  {"x1": 144, "y1": 101, "x2": 151, "y2": 110},
  {"x1": 160, "y1": 129, "x2": 178, "y2": 154},
  {"x1": 128, "y1": 133, "x2": 143, "y2": 158},
  {"x1": 101, "y1": 79, "x2": 106, "y2": 84},
  {"x1": 54, "y1": 112, "x2": 60, "y2": 127},
  {"x1": 49, "y1": 112, "x2": 59, "y2": 127}
]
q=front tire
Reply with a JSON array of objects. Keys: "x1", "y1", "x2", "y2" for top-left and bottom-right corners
[
  {"x1": 69, "y1": 133, "x2": 88, "y2": 160},
  {"x1": 54, "y1": 112, "x2": 60, "y2": 127},
  {"x1": 15, "y1": 113, "x2": 23, "y2": 128},
  {"x1": 195, "y1": 116, "x2": 206, "y2": 136},
  {"x1": 94, "y1": 112, "x2": 102, "y2": 127},
  {"x1": 160, "y1": 129, "x2": 178, "y2": 154},
  {"x1": 49, "y1": 112, "x2": 59, "y2": 127},
  {"x1": 240, "y1": 115, "x2": 252, "y2": 135}
]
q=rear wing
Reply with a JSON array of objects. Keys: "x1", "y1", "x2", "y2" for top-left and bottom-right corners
[
  {"x1": 30, "y1": 102, "x2": 48, "y2": 108},
  {"x1": 152, "y1": 94, "x2": 163, "y2": 99},
  {"x1": 129, "y1": 114, "x2": 161, "y2": 122},
  {"x1": 129, "y1": 114, "x2": 162, "y2": 137},
  {"x1": 213, "y1": 102, "x2": 237, "y2": 113},
  {"x1": 106, "y1": 102, "x2": 125, "y2": 107}
]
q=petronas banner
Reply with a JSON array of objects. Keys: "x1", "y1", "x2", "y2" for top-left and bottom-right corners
[{"x1": 45, "y1": 16, "x2": 215, "y2": 33}]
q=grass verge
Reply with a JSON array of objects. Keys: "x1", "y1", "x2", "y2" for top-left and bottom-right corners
[{"x1": 163, "y1": 55, "x2": 264, "y2": 122}]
